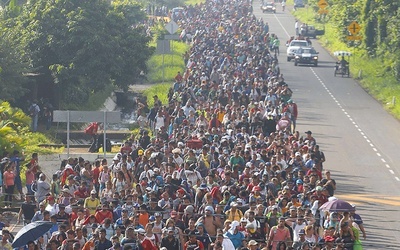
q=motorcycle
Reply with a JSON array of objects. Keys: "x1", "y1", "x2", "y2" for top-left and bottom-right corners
[
  {"x1": 333, "y1": 51, "x2": 351, "y2": 78},
  {"x1": 334, "y1": 62, "x2": 349, "y2": 77}
]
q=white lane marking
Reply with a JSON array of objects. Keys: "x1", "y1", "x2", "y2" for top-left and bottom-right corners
[
  {"x1": 309, "y1": 67, "x2": 399, "y2": 182},
  {"x1": 273, "y1": 13, "x2": 290, "y2": 37}
]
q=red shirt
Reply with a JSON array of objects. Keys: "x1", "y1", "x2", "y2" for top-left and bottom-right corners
[
  {"x1": 92, "y1": 167, "x2": 100, "y2": 184},
  {"x1": 74, "y1": 188, "x2": 89, "y2": 199},
  {"x1": 184, "y1": 240, "x2": 204, "y2": 250},
  {"x1": 306, "y1": 169, "x2": 322, "y2": 180},
  {"x1": 120, "y1": 146, "x2": 132, "y2": 155},
  {"x1": 29, "y1": 159, "x2": 39, "y2": 174},
  {"x1": 95, "y1": 210, "x2": 113, "y2": 223},
  {"x1": 4, "y1": 171, "x2": 15, "y2": 186},
  {"x1": 141, "y1": 238, "x2": 157, "y2": 250}
]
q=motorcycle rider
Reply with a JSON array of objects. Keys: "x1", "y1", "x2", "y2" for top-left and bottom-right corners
[{"x1": 336, "y1": 56, "x2": 348, "y2": 72}]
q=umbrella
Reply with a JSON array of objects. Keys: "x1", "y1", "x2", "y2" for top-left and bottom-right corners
[
  {"x1": 12, "y1": 221, "x2": 53, "y2": 248},
  {"x1": 319, "y1": 199, "x2": 356, "y2": 212},
  {"x1": 333, "y1": 51, "x2": 352, "y2": 57}
]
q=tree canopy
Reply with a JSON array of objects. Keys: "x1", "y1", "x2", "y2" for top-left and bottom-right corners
[{"x1": 1, "y1": 0, "x2": 154, "y2": 108}]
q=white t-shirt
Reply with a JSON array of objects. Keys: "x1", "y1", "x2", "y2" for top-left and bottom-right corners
[
  {"x1": 292, "y1": 222, "x2": 307, "y2": 242},
  {"x1": 155, "y1": 116, "x2": 165, "y2": 130}
]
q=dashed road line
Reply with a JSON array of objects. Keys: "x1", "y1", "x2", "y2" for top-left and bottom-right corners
[{"x1": 309, "y1": 68, "x2": 399, "y2": 182}]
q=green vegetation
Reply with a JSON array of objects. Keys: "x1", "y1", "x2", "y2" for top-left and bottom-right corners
[
  {"x1": 147, "y1": 41, "x2": 188, "y2": 83},
  {"x1": 184, "y1": 0, "x2": 205, "y2": 5},
  {"x1": 292, "y1": 1, "x2": 400, "y2": 117},
  {"x1": 144, "y1": 36, "x2": 188, "y2": 105},
  {"x1": 0, "y1": 101, "x2": 61, "y2": 157},
  {"x1": 143, "y1": 83, "x2": 173, "y2": 107},
  {"x1": 0, "y1": 0, "x2": 153, "y2": 109}
]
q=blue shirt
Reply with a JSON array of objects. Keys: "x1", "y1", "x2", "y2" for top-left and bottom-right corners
[
  {"x1": 224, "y1": 231, "x2": 244, "y2": 249},
  {"x1": 10, "y1": 156, "x2": 21, "y2": 175}
]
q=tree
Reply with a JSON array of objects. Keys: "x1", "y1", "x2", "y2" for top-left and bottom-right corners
[
  {"x1": 3, "y1": 0, "x2": 153, "y2": 108},
  {"x1": 0, "y1": 35, "x2": 30, "y2": 103}
]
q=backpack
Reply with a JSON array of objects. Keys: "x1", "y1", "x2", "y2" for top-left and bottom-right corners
[
  {"x1": 84, "y1": 123, "x2": 96, "y2": 134},
  {"x1": 31, "y1": 180, "x2": 38, "y2": 193}
]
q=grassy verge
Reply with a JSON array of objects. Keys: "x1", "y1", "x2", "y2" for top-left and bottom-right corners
[
  {"x1": 147, "y1": 41, "x2": 188, "y2": 84},
  {"x1": 142, "y1": 83, "x2": 172, "y2": 107},
  {"x1": 184, "y1": 0, "x2": 205, "y2": 5},
  {"x1": 144, "y1": 39, "x2": 188, "y2": 106},
  {"x1": 292, "y1": 7, "x2": 400, "y2": 118}
]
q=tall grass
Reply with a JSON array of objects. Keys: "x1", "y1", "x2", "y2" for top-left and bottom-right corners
[
  {"x1": 292, "y1": 7, "x2": 400, "y2": 117},
  {"x1": 184, "y1": 0, "x2": 205, "y2": 5},
  {"x1": 142, "y1": 83, "x2": 172, "y2": 107},
  {"x1": 147, "y1": 41, "x2": 188, "y2": 83}
]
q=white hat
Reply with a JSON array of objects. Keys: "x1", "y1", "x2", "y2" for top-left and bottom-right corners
[
  {"x1": 135, "y1": 228, "x2": 146, "y2": 235},
  {"x1": 90, "y1": 190, "x2": 97, "y2": 195}
]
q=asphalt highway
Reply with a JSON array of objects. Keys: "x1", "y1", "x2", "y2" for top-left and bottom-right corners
[{"x1": 253, "y1": 2, "x2": 400, "y2": 249}]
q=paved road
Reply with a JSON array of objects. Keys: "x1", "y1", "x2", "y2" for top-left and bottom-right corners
[{"x1": 253, "y1": 2, "x2": 400, "y2": 249}]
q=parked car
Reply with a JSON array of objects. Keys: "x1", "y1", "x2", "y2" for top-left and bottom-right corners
[
  {"x1": 294, "y1": 47, "x2": 319, "y2": 66},
  {"x1": 300, "y1": 25, "x2": 325, "y2": 38},
  {"x1": 171, "y1": 7, "x2": 184, "y2": 20},
  {"x1": 294, "y1": 0, "x2": 305, "y2": 9},
  {"x1": 286, "y1": 40, "x2": 310, "y2": 61},
  {"x1": 261, "y1": 2, "x2": 276, "y2": 13}
]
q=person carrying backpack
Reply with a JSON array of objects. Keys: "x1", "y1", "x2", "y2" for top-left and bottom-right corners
[
  {"x1": 29, "y1": 100, "x2": 40, "y2": 132},
  {"x1": 85, "y1": 122, "x2": 100, "y2": 153}
]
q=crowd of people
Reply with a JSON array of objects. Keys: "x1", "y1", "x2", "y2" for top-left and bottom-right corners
[{"x1": 0, "y1": 0, "x2": 367, "y2": 250}]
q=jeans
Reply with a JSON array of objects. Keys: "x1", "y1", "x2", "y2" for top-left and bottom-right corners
[
  {"x1": 31, "y1": 115, "x2": 39, "y2": 132},
  {"x1": 5, "y1": 185, "x2": 14, "y2": 206}
]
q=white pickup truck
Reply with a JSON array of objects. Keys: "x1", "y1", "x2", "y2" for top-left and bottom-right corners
[{"x1": 286, "y1": 40, "x2": 310, "y2": 61}]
